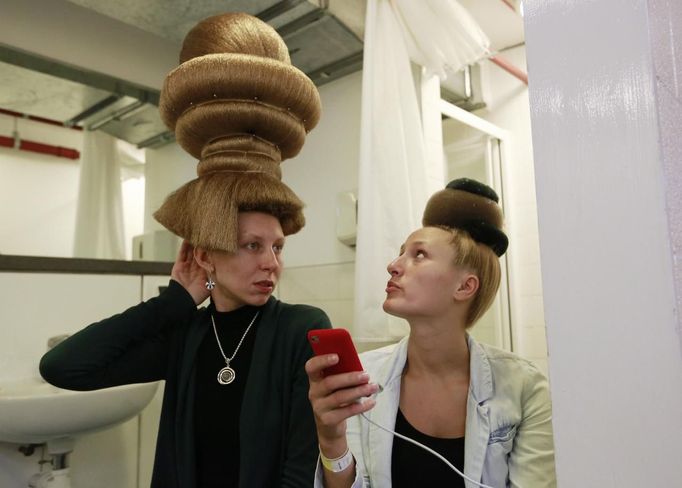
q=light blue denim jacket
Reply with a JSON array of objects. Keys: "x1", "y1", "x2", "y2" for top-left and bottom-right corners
[{"x1": 314, "y1": 335, "x2": 556, "y2": 488}]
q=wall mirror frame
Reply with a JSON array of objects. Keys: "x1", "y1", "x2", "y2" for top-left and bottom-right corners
[{"x1": 439, "y1": 97, "x2": 513, "y2": 352}]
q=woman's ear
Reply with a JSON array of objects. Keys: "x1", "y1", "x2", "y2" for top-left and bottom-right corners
[
  {"x1": 193, "y1": 246, "x2": 213, "y2": 273},
  {"x1": 453, "y1": 273, "x2": 479, "y2": 302}
]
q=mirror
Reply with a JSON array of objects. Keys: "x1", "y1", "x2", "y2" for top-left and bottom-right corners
[
  {"x1": 0, "y1": 46, "x2": 166, "y2": 261},
  {"x1": 441, "y1": 114, "x2": 512, "y2": 352},
  {"x1": 0, "y1": 0, "x2": 365, "y2": 262}
]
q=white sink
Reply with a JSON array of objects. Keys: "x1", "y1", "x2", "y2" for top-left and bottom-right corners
[{"x1": 0, "y1": 377, "x2": 159, "y2": 444}]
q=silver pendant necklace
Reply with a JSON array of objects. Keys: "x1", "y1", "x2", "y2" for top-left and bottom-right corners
[{"x1": 211, "y1": 311, "x2": 259, "y2": 385}]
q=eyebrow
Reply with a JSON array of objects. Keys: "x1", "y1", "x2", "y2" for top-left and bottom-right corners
[
  {"x1": 240, "y1": 233, "x2": 285, "y2": 241},
  {"x1": 400, "y1": 240, "x2": 427, "y2": 253}
]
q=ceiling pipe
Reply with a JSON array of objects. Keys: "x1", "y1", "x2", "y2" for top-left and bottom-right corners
[
  {"x1": 487, "y1": 0, "x2": 528, "y2": 85},
  {"x1": 488, "y1": 54, "x2": 528, "y2": 85},
  {"x1": 0, "y1": 108, "x2": 82, "y2": 131},
  {"x1": 0, "y1": 134, "x2": 80, "y2": 160},
  {"x1": 0, "y1": 108, "x2": 81, "y2": 159},
  {"x1": 500, "y1": 0, "x2": 517, "y2": 12}
]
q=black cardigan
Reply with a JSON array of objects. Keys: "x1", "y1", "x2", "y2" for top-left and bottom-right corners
[{"x1": 39, "y1": 280, "x2": 331, "y2": 487}]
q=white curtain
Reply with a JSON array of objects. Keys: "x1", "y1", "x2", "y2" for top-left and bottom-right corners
[
  {"x1": 353, "y1": 0, "x2": 490, "y2": 340},
  {"x1": 73, "y1": 130, "x2": 126, "y2": 259}
]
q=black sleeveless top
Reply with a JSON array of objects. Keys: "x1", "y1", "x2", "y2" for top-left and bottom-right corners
[
  {"x1": 194, "y1": 303, "x2": 261, "y2": 488},
  {"x1": 391, "y1": 408, "x2": 466, "y2": 487}
]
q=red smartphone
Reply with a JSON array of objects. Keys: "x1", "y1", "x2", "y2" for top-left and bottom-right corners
[{"x1": 307, "y1": 328, "x2": 363, "y2": 376}]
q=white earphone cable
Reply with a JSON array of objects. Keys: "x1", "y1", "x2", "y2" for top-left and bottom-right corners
[{"x1": 359, "y1": 412, "x2": 496, "y2": 488}]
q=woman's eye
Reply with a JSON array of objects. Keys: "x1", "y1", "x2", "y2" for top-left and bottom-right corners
[
  {"x1": 415, "y1": 250, "x2": 426, "y2": 258},
  {"x1": 246, "y1": 242, "x2": 260, "y2": 250},
  {"x1": 273, "y1": 244, "x2": 284, "y2": 253}
]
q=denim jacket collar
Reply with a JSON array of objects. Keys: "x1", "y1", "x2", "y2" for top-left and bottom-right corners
[{"x1": 363, "y1": 334, "x2": 495, "y2": 488}]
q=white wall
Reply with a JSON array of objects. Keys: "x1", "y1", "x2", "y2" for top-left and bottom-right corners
[
  {"x1": 0, "y1": 113, "x2": 145, "y2": 259},
  {"x1": 0, "y1": 114, "x2": 81, "y2": 257},
  {"x1": 281, "y1": 71, "x2": 362, "y2": 268},
  {"x1": 273, "y1": 72, "x2": 363, "y2": 340},
  {"x1": 143, "y1": 143, "x2": 197, "y2": 233},
  {"x1": 525, "y1": 0, "x2": 682, "y2": 485},
  {"x1": 0, "y1": 273, "x2": 147, "y2": 488},
  {"x1": 122, "y1": 176, "x2": 146, "y2": 258},
  {"x1": 476, "y1": 48, "x2": 549, "y2": 372}
]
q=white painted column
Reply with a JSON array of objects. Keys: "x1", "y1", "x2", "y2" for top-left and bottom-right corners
[
  {"x1": 419, "y1": 69, "x2": 446, "y2": 191},
  {"x1": 524, "y1": 1, "x2": 682, "y2": 486}
]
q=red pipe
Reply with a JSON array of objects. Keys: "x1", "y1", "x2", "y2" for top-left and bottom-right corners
[
  {"x1": 489, "y1": 55, "x2": 528, "y2": 85},
  {"x1": 0, "y1": 135, "x2": 80, "y2": 160},
  {"x1": 0, "y1": 108, "x2": 82, "y2": 131},
  {"x1": 500, "y1": 0, "x2": 516, "y2": 12}
]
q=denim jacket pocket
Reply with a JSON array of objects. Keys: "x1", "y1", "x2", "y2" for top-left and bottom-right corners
[
  {"x1": 483, "y1": 424, "x2": 517, "y2": 487},
  {"x1": 488, "y1": 424, "x2": 517, "y2": 445}
]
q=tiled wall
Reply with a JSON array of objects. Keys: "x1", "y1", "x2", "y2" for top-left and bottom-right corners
[
  {"x1": 278, "y1": 262, "x2": 395, "y2": 353},
  {"x1": 279, "y1": 262, "x2": 355, "y2": 334},
  {"x1": 0, "y1": 272, "x2": 156, "y2": 488},
  {"x1": 280, "y1": 262, "x2": 519, "y2": 356}
]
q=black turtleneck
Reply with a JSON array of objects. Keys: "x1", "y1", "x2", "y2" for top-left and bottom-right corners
[{"x1": 194, "y1": 302, "x2": 261, "y2": 488}]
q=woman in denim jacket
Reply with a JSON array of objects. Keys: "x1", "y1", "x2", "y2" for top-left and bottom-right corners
[{"x1": 307, "y1": 179, "x2": 556, "y2": 488}]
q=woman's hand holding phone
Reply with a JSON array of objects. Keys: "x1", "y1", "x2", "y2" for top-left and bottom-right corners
[{"x1": 305, "y1": 329, "x2": 379, "y2": 458}]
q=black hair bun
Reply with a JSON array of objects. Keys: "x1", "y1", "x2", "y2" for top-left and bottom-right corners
[{"x1": 446, "y1": 177, "x2": 500, "y2": 203}]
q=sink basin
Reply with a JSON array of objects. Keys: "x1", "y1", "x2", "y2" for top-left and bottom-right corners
[{"x1": 0, "y1": 378, "x2": 159, "y2": 444}]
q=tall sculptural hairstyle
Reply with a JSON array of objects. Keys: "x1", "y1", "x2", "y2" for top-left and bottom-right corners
[{"x1": 154, "y1": 12, "x2": 321, "y2": 252}]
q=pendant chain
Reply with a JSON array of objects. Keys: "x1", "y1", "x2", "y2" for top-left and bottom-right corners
[{"x1": 211, "y1": 311, "x2": 260, "y2": 366}]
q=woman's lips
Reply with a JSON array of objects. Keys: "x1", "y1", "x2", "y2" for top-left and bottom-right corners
[
  {"x1": 254, "y1": 280, "x2": 274, "y2": 293},
  {"x1": 385, "y1": 281, "x2": 401, "y2": 293}
]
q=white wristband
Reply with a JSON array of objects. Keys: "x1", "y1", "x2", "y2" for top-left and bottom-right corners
[{"x1": 320, "y1": 446, "x2": 354, "y2": 473}]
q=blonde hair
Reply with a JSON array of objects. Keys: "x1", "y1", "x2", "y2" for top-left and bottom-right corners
[
  {"x1": 153, "y1": 13, "x2": 321, "y2": 252},
  {"x1": 437, "y1": 226, "x2": 502, "y2": 328}
]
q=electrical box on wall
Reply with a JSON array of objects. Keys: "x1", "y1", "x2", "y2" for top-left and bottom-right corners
[
  {"x1": 336, "y1": 191, "x2": 357, "y2": 247},
  {"x1": 132, "y1": 230, "x2": 181, "y2": 262}
]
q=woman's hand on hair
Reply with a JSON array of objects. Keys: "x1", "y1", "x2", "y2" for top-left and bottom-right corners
[
  {"x1": 171, "y1": 240, "x2": 210, "y2": 305},
  {"x1": 305, "y1": 354, "x2": 378, "y2": 458}
]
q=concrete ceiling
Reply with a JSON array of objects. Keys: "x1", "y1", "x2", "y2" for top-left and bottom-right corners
[
  {"x1": 62, "y1": 0, "x2": 523, "y2": 53},
  {"x1": 0, "y1": 0, "x2": 524, "y2": 149}
]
